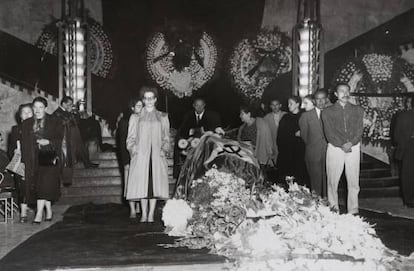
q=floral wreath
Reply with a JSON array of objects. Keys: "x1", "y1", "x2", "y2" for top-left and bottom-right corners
[
  {"x1": 36, "y1": 18, "x2": 113, "y2": 78},
  {"x1": 333, "y1": 53, "x2": 414, "y2": 147},
  {"x1": 146, "y1": 30, "x2": 218, "y2": 98},
  {"x1": 230, "y1": 28, "x2": 292, "y2": 102}
]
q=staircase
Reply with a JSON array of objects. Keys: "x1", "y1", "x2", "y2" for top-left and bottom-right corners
[
  {"x1": 339, "y1": 154, "x2": 400, "y2": 199},
  {"x1": 58, "y1": 137, "x2": 176, "y2": 205}
]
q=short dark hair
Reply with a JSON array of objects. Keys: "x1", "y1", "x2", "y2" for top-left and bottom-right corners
[
  {"x1": 334, "y1": 83, "x2": 350, "y2": 92},
  {"x1": 240, "y1": 104, "x2": 258, "y2": 118},
  {"x1": 288, "y1": 95, "x2": 301, "y2": 105},
  {"x1": 128, "y1": 97, "x2": 142, "y2": 110},
  {"x1": 314, "y1": 88, "x2": 328, "y2": 97},
  {"x1": 303, "y1": 94, "x2": 315, "y2": 104},
  {"x1": 61, "y1": 96, "x2": 74, "y2": 105},
  {"x1": 16, "y1": 103, "x2": 33, "y2": 122},
  {"x1": 139, "y1": 86, "x2": 158, "y2": 99},
  {"x1": 32, "y1": 96, "x2": 48, "y2": 107},
  {"x1": 268, "y1": 98, "x2": 281, "y2": 106}
]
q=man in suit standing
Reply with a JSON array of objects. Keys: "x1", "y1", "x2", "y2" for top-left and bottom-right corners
[
  {"x1": 394, "y1": 96, "x2": 414, "y2": 207},
  {"x1": 53, "y1": 96, "x2": 98, "y2": 186},
  {"x1": 299, "y1": 90, "x2": 328, "y2": 197},
  {"x1": 264, "y1": 99, "x2": 287, "y2": 166},
  {"x1": 322, "y1": 84, "x2": 364, "y2": 214},
  {"x1": 173, "y1": 98, "x2": 221, "y2": 178}
]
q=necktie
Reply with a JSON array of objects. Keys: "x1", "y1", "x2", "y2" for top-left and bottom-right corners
[{"x1": 196, "y1": 114, "x2": 201, "y2": 124}]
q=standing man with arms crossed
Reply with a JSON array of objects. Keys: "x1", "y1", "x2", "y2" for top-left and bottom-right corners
[
  {"x1": 299, "y1": 90, "x2": 329, "y2": 197},
  {"x1": 322, "y1": 84, "x2": 364, "y2": 214}
]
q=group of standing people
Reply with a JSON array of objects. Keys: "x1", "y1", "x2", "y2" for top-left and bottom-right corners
[
  {"x1": 8, "y1": 96, "x2": 100, "y2": 223},
  {"x1": 237, "y1": 83, "x2": 364, "y2": 214}
]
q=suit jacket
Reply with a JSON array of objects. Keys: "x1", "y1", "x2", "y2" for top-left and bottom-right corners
[
  {"x1": 299, "y1": 109, "x2": 327, "y2": 162},
  {"x1": 394, "y1": 109, "x2": 414, "y2": 160},
  {"x1": 263, "y1": 111, "x2": 286, "y2": 162},
  {"x1": 178, "y1": 110, "x2": 221, "y2": 138}
]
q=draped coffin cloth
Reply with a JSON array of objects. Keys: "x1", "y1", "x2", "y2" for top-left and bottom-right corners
[{"x1": 175, "y1": 132, "x2": 262, "y2": 199}]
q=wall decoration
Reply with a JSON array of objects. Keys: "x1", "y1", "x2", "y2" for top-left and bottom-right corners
[
  {"x1": 36, "y1": 18, "x2": 113, "y2": 78},
  {"x1": 333, "y1": 53, "x2": 414, "y2": 148},
  {"x1": 229, "y1": 28, "x2": 292, "y2": 102},
  {"x1": 145, "y1": 27, "x2": 218, "y2": 98}
]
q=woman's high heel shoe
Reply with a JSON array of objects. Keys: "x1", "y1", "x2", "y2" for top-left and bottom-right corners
[
  {"x1": 140, "y1": 216, "x2": 148, "y2": 223},
  {"x1": 32, "y1": 220, "x2": 41, "y2": 225},
  {"x1": 45, "y1": 214, "x2": 53, "y2": 222},
  {"x1": 20, "y1": 216, "x2": 28, "y2": 223}
]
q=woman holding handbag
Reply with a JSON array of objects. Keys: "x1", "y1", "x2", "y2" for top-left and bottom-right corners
[
  {"x1": 8, "y1": 103, "x2": 33, "y2": 222},
  {"x1": 21, "y1": 97, "x2": 64, "y2": 224}
]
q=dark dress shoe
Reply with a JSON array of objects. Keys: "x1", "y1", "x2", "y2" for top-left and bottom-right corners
[
  {"x1": 32, "y1": 220, "x2": 41, "y2": 225},
  {"x1": 20, "y1": 216, "x2": 28, "y2": 223}
]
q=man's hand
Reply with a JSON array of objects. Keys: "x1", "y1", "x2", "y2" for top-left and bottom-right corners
[{"x1": 342, "y1": 142, "x2": 352, "y2": 153}]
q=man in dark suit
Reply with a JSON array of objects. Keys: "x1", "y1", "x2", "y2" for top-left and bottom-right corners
[
  {"x1": 53, "y1": 96, "x2": 98, "y2": 186},
  {"x1": 173, "y1": 98, "x2": 221, "y2": 178},
  {"x1": 299, "y1": 90, "x2": 328, "y2": 197},
  {"x1": 394, "y1": 96, "x2": 414, "y2": 207},
  {"x1": 178, "y1": 98, "x2": 221, "y2": 138}
]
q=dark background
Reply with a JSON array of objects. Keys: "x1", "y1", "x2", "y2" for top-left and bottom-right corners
[{"x1": 97, "y1": 0, "x2": 267, "y2": 129}]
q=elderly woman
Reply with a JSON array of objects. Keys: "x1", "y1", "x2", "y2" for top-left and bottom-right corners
[
  {"x1": 8, "y1": 103, "x2": 33, "y2": 222},
  {"x1": 126, "y1": 87, "x2": 170, "y2": 223},
  {"x1": 237, "y1": 105, "x2": 273, "y2": 167},
  {"x1": 21, "y1": 97, "x2": 63, "y2": 224}
]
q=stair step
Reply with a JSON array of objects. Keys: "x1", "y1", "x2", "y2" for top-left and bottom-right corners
[
  {"x1": 74, "y1": 159, "x2": 120, "y2": 169},
  {"x1": 74, "y1": 167, "x2": 122, "y2": 177},
  {"x1": 102, "y1": 137, "x2": 115, "y2": 145},
  {"x1": 360, "y1": 168, "x2": 391, "y2": 178},
  {"x1": 359, "y1": 176, "x2": 400, "y2": 188},
  {"x1": 61, "y1": 185, "x2": 123, "y2": 196},
  {"x1": 359, "y1": 187, "x2": 400, "y2": 198},
  {"x1": 97, "y1": 152, "x2": 118, "y2": 160}
]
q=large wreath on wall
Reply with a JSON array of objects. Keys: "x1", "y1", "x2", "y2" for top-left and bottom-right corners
[
  {"x1": 36, "y1": 18, "x2": 113, "y2": 78},
  {"x1": 146, "y1": 24, "x2": 218, "y2": 98},
  {"x1": 333, "y1": 53, "x2": 414, "y2": 147},
  {"x1": 230, "y1": 28, "x2": 292, "y2": 102}
]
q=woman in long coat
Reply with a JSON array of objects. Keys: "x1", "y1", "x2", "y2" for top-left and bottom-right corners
[
  {"x1": 8, "y1": 103, "x2": 33, "y2": 222},
  {"x1": 21, "y1": 97, "x2": 63, "y2": 223},
  {"x1": 126, "y1": 87, "x2": 170, "y2": 222}
]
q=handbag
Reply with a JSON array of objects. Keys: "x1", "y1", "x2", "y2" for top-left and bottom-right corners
[
  {"x1": 38, "y1": 147, "x2": 59, "y2": 166},
  {"x1": 6, "y1": 150, "x2": 25, "y2": 177}
]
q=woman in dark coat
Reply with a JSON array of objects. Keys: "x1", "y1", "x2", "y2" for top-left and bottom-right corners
[
  {"x1": 277, "y1": 96, "x2": 308, "y2": 186},
  {"x1": 8, "y1": 103, "x2": 33, "y2": 222},
  {"x1": 21, "y1": 97, "x2": 64, "y2": 224}
]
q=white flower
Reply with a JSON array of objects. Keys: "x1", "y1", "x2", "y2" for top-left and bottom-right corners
[{"x1": 162, "y1": 199, "x2": 193, "y2": 236}]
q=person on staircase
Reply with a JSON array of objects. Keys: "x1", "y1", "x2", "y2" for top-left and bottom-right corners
[
  {"x1": 321, "y1": 83, "x2": 364, "y2": 214},
  {"x1": 8, "y1": 103, "x2": 34, "y2": 222},
  {"x1": 394, "y1": 95, "x2": 414, "y2": 207},
  {"x1": 53, "y1": 96, "x2": 98, "y2": 186},
  {"x1": 299, "y1": 91, "x2": 329, "y2": 198},
  {"x1": 21, "y1": 97, "x2": 64, "y2": 224},
  {"x1": 126, "y1": 86, "x2": 170, "y2": 223},
  {"x1": 118, "y1": 98, "x2": 144, "y2": 218}
]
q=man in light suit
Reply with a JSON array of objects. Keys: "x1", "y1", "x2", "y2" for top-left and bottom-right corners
[
  {"x1": 299, "y1": 90, "x2": 328, "y2": 197},
  {"x1": 264, "y1": 99, "x2": 286, "y2": 166}
]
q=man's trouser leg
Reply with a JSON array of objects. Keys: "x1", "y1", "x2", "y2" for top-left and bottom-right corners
[
  {"x1": 344, "y1": 143, "x2": 360, "y2": 214},
  {"x1": 326, "y1": 144, "x2": 345, "y2": 210}
]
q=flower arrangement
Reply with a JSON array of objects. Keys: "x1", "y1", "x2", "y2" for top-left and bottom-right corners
[
  {"x1": 162, "y1": 168, "x2": 403, "y2": 270},
  {"x1": 36, "y1": 18, "x2": 113, "y2": 78},
  {"x1": 146, "y1": 31, "x2": 218, "y2": 98},
  {"x1": 356, "y1": 96, "x2": 406, "y2": 147},
  {"x1": 229, "y1": 28, "x2": 292, "y2": 102},
  {"x1": 162, "y1": 199, "x2": 193, "y2": 236}
]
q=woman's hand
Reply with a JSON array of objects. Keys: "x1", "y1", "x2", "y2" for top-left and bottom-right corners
[{"x1": 36, "y1": 139, "x2": 50, "y2": 146}]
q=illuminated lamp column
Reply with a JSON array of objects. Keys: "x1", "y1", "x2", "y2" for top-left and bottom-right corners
[
  {"x1": 292, "y1": 0, "x2": 323, "y2": 98},
  {"x1": 58, "y1": 0, "x2": 91, "y2": 113}
]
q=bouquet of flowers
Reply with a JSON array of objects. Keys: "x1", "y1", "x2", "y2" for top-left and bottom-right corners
[{"x1": 162, "y1": 168, "x2": 403, "y2": 270}]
